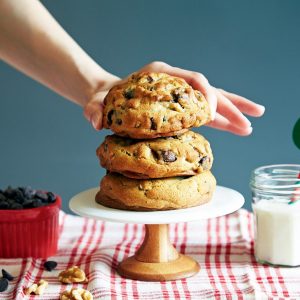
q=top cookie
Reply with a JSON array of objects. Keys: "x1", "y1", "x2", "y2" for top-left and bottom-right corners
[{"x1": 103, "y1": 72, "x2": 211, "y2": 139}]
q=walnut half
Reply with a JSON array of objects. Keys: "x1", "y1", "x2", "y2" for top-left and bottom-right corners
[
  {"x1": 58, "y1": 266, "x2": 87, "y2": 284},
  {"x1": 60, "y1": 288, "x2": 93, "y2": 300},
  {"x1": 25, "y1": 279, "x2": 48, "y2": 295}
]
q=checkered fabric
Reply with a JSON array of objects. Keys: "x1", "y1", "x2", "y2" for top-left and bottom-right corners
[{"x1": 0, "y1": 209, "x2": 299, "y2": 299}]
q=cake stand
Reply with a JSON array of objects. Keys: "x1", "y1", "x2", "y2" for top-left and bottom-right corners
[{"x1": 69, "y1": 186, "x2": 244, "y2": 281}]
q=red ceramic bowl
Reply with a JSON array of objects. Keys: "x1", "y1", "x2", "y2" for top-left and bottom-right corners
[{"x1": 0, "y1": 196, "x2": 61, "y2": 258}]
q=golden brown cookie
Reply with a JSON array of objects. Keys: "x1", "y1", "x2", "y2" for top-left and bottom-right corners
[
  {"x1": 96, "y1": 172, "x2": 216, "y2": 211},
  {"x1": 102, "y1": 72, "x2": 211, "y2": 139},
  {"x1": 97, "y1": 131, "x2": 213, "y2": 179}
]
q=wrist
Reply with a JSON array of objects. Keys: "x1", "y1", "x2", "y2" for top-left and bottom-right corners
[{"x1": 79, "y1": 68, "x2": 120, "y2": 107}]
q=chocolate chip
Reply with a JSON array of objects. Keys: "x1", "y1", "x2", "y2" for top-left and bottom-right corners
[
  {"x1": 171, "y1": 91, "x2": 186, "y2": 108},
  {"x1": 161, "y1": 150, "x2": 177, "y2": 162},
  {"x1": 107, "y1": 110, "x2": 114, "y2": 126},
  {"x1": 44, "y1": 260, "x2": 57, "y2": 272},
  {"x1": 116, "y1": 119, "x2": 122, "y2": 125},
  {"x1": 0, "y1": 278, "x2": 8, "y2": 292},
  {"x1": 147, "y1": 75, "x2": 154, "y2": 83},
  {"x1": 151, "y1": 150, "x2": 160, "y2": 160},
  {"x1": 2, "y1": 269, "x2": 14, "y2": 281},
  {"x1": 150, "y1": 117, "x2": 157, "y2": 130},
  {"x1": 171, "y1": 92, "x2": 180, "y2": 103},
  {"x1": 163, "y1": 116, "x2": 167, "y2": 122},
  {"x1": 124, "y1": 89, "x2": 134, "y2": 99},
  {"x1": 199, "y1": 156, "x2": 209, "y2": 169}
]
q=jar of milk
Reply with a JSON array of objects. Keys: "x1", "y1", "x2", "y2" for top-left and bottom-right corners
[{"x1": 250, "y1": 164, "x2": 300, "y2": 267}]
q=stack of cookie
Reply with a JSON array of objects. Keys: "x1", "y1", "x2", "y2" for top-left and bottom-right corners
[{"x1": 95, "y1": 72, "x2": 216, "y2": 211}]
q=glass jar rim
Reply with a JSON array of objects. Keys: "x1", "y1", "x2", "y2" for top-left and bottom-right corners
[{"x1": 250, "y1": 164, "x2": 300, "y2": 194}]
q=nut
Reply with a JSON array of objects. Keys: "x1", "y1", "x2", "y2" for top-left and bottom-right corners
[
  {"x1": 25, "y1": 279, "x2": 48, "y2": 295},
  {"x1": 60, "y1": 288, "x2": 93, "y2": 300},
  {"x1": 58, "y1": 266, "x2": 87, "y2": 284},
  {"x1": 25, "y1": 283, "x2": 38, "y2": 295},
  {"x1": 35, "y1": 279, "x2": 48, "y2": 295}
]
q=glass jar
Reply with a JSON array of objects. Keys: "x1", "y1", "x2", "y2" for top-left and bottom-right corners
[{"x1": 250, "y1": 164, "x2": 300, "y2": 266}]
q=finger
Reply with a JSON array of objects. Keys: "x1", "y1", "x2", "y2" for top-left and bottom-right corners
[
  {"x1": 139, "y1": 62, "x2": 217, "y2": 120},
  {"x1": 216, "y1": 89, "x2": 252, "y2": 128},
  {"x1": 83, "y1": 100, "x2": 104, "y2": 131},
  {"x1": 218, "y1": 89, "x2": 265, "y2": 117},
  {"x1": 207, "y1": 113, "x2": 253, "y2": 136}
]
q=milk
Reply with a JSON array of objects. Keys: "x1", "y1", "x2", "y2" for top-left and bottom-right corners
[{"x1": 253, "y1": 199, "x2": 300, "y2": 266}]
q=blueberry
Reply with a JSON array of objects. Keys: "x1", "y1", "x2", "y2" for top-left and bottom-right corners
[
  {"x1": 44, "y1": 260, "x2": 57, "y2": 272},
  {"x1": 0, "y1": 194, "x2": 6, "y2": 202},
  {"x1": 47, "y1": 192, "x2": 56, "y2": 203},
  {"x1": 14, "y1": 189, "x2": 25, "y2": 204},
  {"x1": 35, "y1": 191, "x2": 48, "y2": 202},
  {"x1": 0, "y1": 201, "x2": 9, "y2": 209},
  {"x1": 3, "y1": 186, "x2": 14, "y2": 198},
  {"x1": 23, "y1": 199, "x2": 34, "y2": 208},
  {"x1": 2, "y1": 269, "x2": 14, "y2": 281},
  {"x1": 19, "y1": 186, "x2": 35, "y2": 199},
  {"x1": 0, "y1": 278, "x2": 8, "y2": 292},
  {"x1": 10, "y1": 202, "x2": 23, "y2": 210},
  {"x1": 32, "y1": 199, "x2": 43, "y2": 208}
]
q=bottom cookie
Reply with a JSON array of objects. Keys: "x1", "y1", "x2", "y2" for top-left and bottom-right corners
[{"x1": 96, "y1": 171, "x2": 216, "y2": 211}]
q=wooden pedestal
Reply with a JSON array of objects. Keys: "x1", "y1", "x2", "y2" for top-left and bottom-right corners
[{"x1": 117, "y1": 224, "x2": 200, "y2": 281}]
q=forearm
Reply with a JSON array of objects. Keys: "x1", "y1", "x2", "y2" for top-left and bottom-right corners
[{"x1": 0, "y1": 0, "x2": 118, "y2": 106}]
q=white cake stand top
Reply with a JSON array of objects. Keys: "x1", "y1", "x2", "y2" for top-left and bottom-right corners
[{"x1": 69, "y1": 186, "x2": 244, "y2": 224}]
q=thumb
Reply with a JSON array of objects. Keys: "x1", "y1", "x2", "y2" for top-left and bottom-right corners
[{"x1": 83, "y1": 100, "x2": 104, "y2": 130}]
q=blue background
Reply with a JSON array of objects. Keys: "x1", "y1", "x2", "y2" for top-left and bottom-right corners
[{"x1": 1, "y1": 0, "x2": 299, "y2": 213}]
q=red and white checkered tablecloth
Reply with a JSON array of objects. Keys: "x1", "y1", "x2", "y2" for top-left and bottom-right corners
[{"x1": 1, "y1": 209, "x2": 300, "y2": 300}]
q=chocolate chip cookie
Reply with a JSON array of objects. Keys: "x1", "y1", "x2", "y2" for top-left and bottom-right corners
[
  {"x1": 97, "y1": 131, "x2": 213, "y2": 179},
  {"x1": 96, "y1": 171, "x2": 216, "y2": 211},
  {"x1": 103, "y1": 72, "x2": 211, "y2": 139}
]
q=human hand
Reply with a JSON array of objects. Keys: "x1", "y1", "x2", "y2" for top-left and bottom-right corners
[{"x1": 84, "y1": 61, "x2": 265, "y2": 135}]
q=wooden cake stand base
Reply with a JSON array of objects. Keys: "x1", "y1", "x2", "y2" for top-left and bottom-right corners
[
  {"x1": 118, "y1": 224, "x2": 199, "y2": 281},
  {"x1": 69, "y1": 186, "x2": 244, "y2": 281}
]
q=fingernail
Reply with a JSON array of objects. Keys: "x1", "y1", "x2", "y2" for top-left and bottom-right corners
[
  {"x1": 259, "y1": 104, "x2": 265, "y2": 113},
  {"x1": 91, "y1": 113, "x2": 100, "y2": 130},
  {"x1": 245, "y1": 118, "x2": 252, "y2": 127}
]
